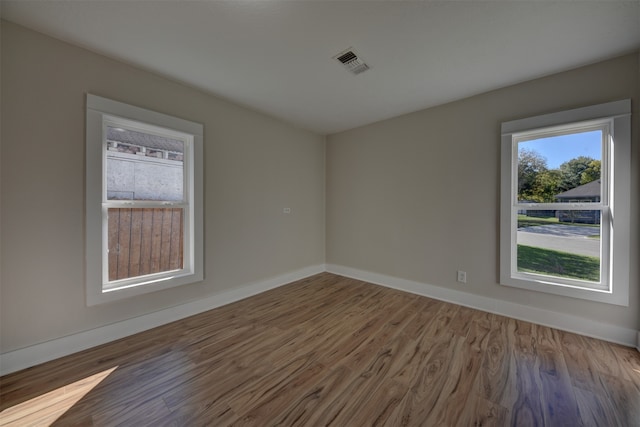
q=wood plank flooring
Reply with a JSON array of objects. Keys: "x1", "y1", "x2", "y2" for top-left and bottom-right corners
[{"x1": 1, "y1": 273, "x2": 639, "y2": 426}]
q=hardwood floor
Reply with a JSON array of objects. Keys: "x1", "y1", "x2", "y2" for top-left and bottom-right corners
[{"x1": 1, "y1": 273, "x2": 639, "y2": 426}]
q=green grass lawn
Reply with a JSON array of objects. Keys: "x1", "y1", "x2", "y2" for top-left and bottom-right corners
[{"x1": 517, "y1": 245, "x2": 599, "y2": 282}]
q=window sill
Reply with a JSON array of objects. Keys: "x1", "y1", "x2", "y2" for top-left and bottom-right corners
[
  {"x1": 87, "y1": 271, "x2": 203, "y2": 306},
  {"x1": 500, "y1": 273, "x2": 627, "y2": 306}
]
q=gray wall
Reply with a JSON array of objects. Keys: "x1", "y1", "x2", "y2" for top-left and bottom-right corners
[
  {"x1": 0, "y1": 21, "x2": 326, "y2": 353},
  {"x1": 326, "y1": 53, "x2": 639, "y2": 332}
]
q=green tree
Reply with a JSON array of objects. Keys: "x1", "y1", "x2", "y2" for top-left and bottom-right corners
[
  {"x1": 518, "y1": 149, "x2": 548, "y2": 201},
  {"x1": 534, "y1": 169, "x2": 562, "y2": 202},
  {"x1": 558, "y1": 156, "x2": 597, "y2": 192},
  {"x1": 580, "y1": 159, "x2": 601, "y2": 185},
  {"x1": 518, "y1": 152, "x2": 600, "y2": 202}
]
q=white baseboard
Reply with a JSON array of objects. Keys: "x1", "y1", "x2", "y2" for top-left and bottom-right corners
[
  {"x1": 0, "y1": 264, "x2": 326, "y2": 376},
  {"x1": 326, "y1": 264, "x2": 639, "y2": 349},
  {"x1": 2, "y1": 262, "x2": 636, "y2": 376}
]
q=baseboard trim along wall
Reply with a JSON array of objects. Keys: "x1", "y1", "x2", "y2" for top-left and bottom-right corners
[
  {"x1": 326, "y1": 264, "x2": 640, "y2": 350},
  {"x1": 0, "y1": 264, "x2": 326, "y2": 376},
  {"x1": 2, "y1": 263, "x2": 637, "y2": 375}
]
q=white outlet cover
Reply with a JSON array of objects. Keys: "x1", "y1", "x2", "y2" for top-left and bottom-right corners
[{"x1": 457, "y1": 271, "x2": 467, "y2": 283}]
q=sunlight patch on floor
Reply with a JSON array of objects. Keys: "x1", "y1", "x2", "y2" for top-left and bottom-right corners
[{"x1": 0, "y1": 366, "x2": 117, "y2": 426}]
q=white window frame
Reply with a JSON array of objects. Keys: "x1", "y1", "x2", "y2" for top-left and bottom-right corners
[
  {"x1": 500, "y1": 100, "x2": 630, "y2": 306},
  {"x1": 86, "y1": 94, "x2": 203, "y2": 305}
]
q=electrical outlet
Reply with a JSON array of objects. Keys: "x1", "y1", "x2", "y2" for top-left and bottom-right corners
[
  {"x1": 457, "y1": 270, "x2": 467, "y2": 283},
  {"x1": 283, "y1": 207, "x2": 291, "y2": 214}
]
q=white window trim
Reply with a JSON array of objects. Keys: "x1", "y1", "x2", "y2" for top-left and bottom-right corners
[
  {"x1": 500, "y1": 99, "x2": 630, "y2": 306},
  {"x1": 86, "y1": 94, "x2": 204, "y2": 305}
]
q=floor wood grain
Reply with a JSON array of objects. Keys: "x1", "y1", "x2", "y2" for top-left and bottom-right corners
[{"x1": 1, "y1": 273, "x2": 638, "y2": 426}]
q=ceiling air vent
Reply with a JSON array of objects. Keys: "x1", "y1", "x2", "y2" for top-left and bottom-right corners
[{"x1": 333, "y1": 48, "x2": 370, "y2": 75}]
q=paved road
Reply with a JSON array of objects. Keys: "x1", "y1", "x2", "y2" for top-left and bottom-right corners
[{"x1": 518, "y1": 225, "x2": 600, "y2": 258}]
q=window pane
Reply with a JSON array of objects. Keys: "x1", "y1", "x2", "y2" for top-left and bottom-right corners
[
  {"x1": 108, "y1": 208, "x2": 184, "y2": 281},
  {"x1": 517, "y1": 210, "x2": 600, "y2": 282},
  {"x1": 517, "y1": 130, "x2": 601, "y2": 203},
  {"x1": 106, "y1": 126, "x2": 184, "y2": 201}
]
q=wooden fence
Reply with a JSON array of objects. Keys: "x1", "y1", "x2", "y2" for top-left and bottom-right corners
[{"x1": 108, "y1": 208, "x2": 184, "y2": 281}]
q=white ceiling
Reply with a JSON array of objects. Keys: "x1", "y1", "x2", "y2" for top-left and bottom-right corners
[{"x1": 2, "y1": 1, "x2": 639, "y2": 135}]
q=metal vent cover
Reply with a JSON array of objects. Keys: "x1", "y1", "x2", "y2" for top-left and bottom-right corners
[{"x1": 333, "y1": 48, "x2": 370, "y2": 75}]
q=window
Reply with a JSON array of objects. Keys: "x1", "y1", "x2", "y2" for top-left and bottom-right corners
[
  {"x1": 500, "y1": 100, "x2": 630, "y2": 305},
  {"x1": 86, "y1": 94, "x2": 203, "y2": 305}
]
